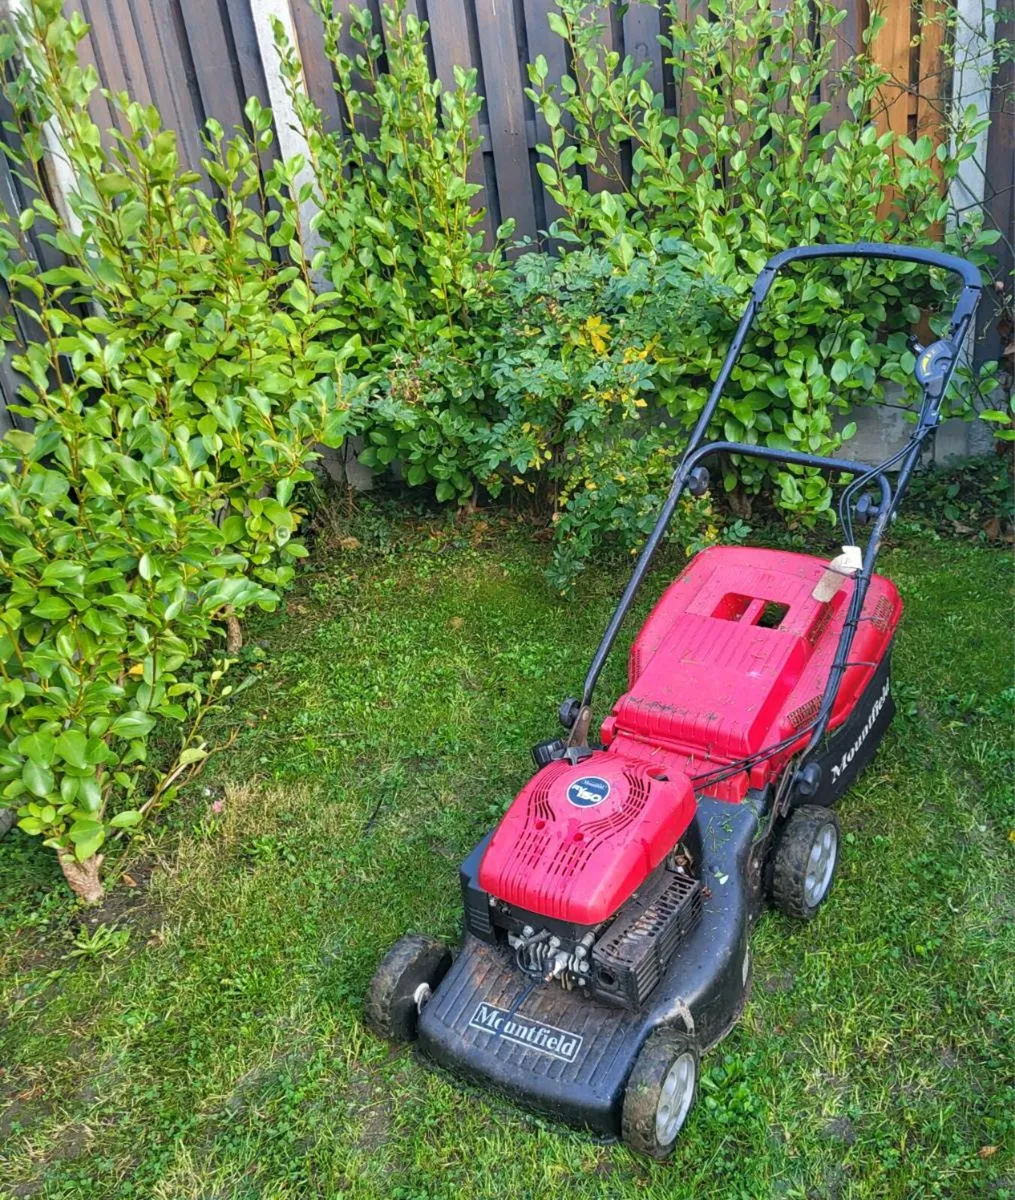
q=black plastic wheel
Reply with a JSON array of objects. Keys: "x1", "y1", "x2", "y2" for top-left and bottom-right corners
[
  {"x1": 364, "y1": 933, "x2": 451, "y2": 1042},
  {"x1": 770, "y1": 805, "x2": 841, "y2": 920},
  {"x1": 621, "y1": 1028, "x2": 699, "y2": 1159}
]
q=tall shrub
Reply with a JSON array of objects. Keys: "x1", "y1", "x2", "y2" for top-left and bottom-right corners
[
  {"x1": 527, "y1": 0, "x2": 1000, "y2": 513},
  {"x1": 272, "y1": 0, "x2": 513, "y2": 359},
  {"x1": 485, "y1": 245, "x2": 735, "y2": 585},
  {"x1": 0, "y1": 1, "x2": 357, "y2": 900}
]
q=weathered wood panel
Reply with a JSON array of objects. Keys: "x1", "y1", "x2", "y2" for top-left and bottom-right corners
[
  {"x1": 66, "y1": 0, "x2": 272, "y2": 171},
  {"x1": 46, "y1": 0, "x2": 1010, "y2": 266}
]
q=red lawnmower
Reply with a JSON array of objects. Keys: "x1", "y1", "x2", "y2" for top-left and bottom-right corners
[{"x1": 365, "y1": 244, "x2": 981, "y2": 1158}]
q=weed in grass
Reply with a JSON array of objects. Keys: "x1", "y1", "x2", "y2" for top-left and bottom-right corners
[{"x1": 65, "y1": 923, "x2": 131, "y2": 962}]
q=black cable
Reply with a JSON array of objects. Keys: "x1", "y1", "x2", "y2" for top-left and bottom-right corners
[
  {"x1": 513, "y1": 930, "x2": 549, "y2": 978},
  {"x1": 839, "y1": 437, "x2": 909, "y2": 547},
  {"x1": 689, "y1": 713, "x2": 821, "y2": 789}
]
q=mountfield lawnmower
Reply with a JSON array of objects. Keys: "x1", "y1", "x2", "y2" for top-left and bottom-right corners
[{"x1": 365, "y1": 244, "x2": 981, "y2": 1158}]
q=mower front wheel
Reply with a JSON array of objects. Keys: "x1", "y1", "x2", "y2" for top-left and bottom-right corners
[
  {"x1": 770, "y1": 805, "x2": 841, "y2": 920},
  {"x1": 365, "y1": 933, "x2": 451, "y2": 1043},
  {"x1": 621, "y1": 1028, "x2": 700, "y2": 1160}
]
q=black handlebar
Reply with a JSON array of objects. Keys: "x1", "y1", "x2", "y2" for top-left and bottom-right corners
[
  {"x1": 574, "y1": 243, "x2": 982, "y2": 781},
  {"x1": 753, "y1": 243, "x2": 981, "y2": 341},
  {"x1": 755, "y1": 241, "x2": 982, "y2": 291}
]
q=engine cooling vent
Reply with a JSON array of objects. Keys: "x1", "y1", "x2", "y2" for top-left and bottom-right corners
[
  {"x1": 591, "y1": 867, "x2": 703, "y2": 1009},
  {"x1": 786, "y1": 694, "x2": 821, "y2": 730},
  {"x1": 547, "y1": 769, "x2": 652, "y2": 879},
  {"x1": 807, "y1": 602, "x2": 834, "y2": 644},
  {"x1": 512, "y1": 763, "x2": 566, "y2": 870}
]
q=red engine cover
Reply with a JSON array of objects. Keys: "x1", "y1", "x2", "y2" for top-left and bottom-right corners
[
  {"x1": 477, "y1": 752, "x2": 695, "y2": 925},
  {"x1": 479, "y1": 546, "x2": 901, "y2": 925},
  {"x1": 603, "y1": 545, "x2": 902, "y2": 800}
]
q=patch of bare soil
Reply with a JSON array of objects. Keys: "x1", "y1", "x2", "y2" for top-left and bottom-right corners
[
  {"x1": 344, "y1": 1061, "x2": 396, "y2": 1154},
  {"x1": 71, "y1": 855, "x2": 165, "y2": 947}
]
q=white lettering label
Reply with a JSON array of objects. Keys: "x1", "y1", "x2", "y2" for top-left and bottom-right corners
[
  {"x1": 468, "y1": 1003, "x2": 584, "y2": 1063},
  {"x1": 829, "y1": 681, "x2": 890, "y2": 783}
]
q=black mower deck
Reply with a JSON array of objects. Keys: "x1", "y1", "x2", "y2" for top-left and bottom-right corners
[{"x1": 418, "y1": 798, "x2": 761, "y2": 1135}]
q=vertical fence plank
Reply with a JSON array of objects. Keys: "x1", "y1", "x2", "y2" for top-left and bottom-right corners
[
  {"x1": 133, "y1": 0, "x2": 209, "y2": 173},
  {"x1": 913, "y1": 0, "x2": 947, "y2": 227},
  {"x1": 425, "y1": 0, "x2": 492, "y2": 236},
  {"x1": 581, "y1": 3, "x2": 622, "y2": 194},
  {"x1": 474, "y1": 0, "x2": 538, "y2": 240},
  {"x1": 250, "y1": 0, "x2": 326, "y2": 269},
  {"x1": 0, "y1": 151, "x2": 31, "y2": 429},
  {"x1": 948, "y1": 0, "x2": 1000, "y2": 376},
  {"x1": 914, "y1": 0, "x2": 945, "y2": 140},
  {"x1": 177, "y1": 0, "x2": 248, "y2": 137},
  {"x1": 819, "y1": 0, "x2": 866, "y2": 136},
  {"x1": 871, "y1": 0, "x2": 913, "y2": 144},
  {"x1": 75, "y1": 0, "x2": 132, "y2": 141},
  {"x1": 223, "y1": 0, "x2": 275, "y2": 116},
  {"x1": 334, "y1": 0, "x2": 386, "y2": 143},
  {"x1": 65, "y1": 1, "x2": 119, "y2": 141},
  {"x1": 949, "y1": 0, "x2": 997, "y2": 221},
  {"x1": 521, "y1": 0, "x2": 569, "y2": 230},
  {"x1": 622, "y1": 0, "x2": 664, "y2": 96},
  {"x1": 289, "y1": 0, "x2": 343, "y2": 131},
  {"x1": 668, "y1": 0, "x2": 697, "y2": 129}
]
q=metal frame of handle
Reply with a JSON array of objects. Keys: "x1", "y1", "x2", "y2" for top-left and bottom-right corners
[{"x1": 575, "y1": 243, "x2": 981, "y2": 776}]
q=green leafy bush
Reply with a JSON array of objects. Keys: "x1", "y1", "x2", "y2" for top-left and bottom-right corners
[
  {"x1": 271, "y1": 0, "x2": 513, "y2": 359},
  {"x1": 355, "y1": 243, "x2": 741, "y2": 585},
  {"x1": 484, "y1": 245, "x2": 736, "y2": 584},
  {"x1": 0, "y1": 1, "x2": 357, "y2": 900},
  {"x1": 526, "y1": 0, "x2": 1002, "y2": 510},
  {"x1": 291, "y1": 0, "x2": 1000, "y2": 569}
]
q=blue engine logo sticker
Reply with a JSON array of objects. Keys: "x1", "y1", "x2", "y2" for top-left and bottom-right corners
[{"x1": 566, "y1": 775, "x2": 611, "y2": 808}]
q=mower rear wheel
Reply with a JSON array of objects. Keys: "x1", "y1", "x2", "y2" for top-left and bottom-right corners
[
  {"x1": 621, "y1": 1028, "x2": 699, "y2": 1159},
  {"x1": 771, "y1": 805, "x2": 841, "y2": 920},
  {"x1": 365, "y1": 934, "x2": 451, "y2": 1043}
]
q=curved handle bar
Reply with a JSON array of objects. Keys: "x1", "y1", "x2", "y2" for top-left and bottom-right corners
[
  {"x1": 756, "y1": 242, "x2": 982, "y2": 292},
  {"x1": 753, "y1": 243, "x2": 981, "y2": 341}
]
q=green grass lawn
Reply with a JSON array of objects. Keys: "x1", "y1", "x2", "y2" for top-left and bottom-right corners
[{"x1": 1, "y1": 510, "x2": 1013, "y2": 1200}]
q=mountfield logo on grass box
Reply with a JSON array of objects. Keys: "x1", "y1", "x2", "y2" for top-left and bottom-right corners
[
  {"x1": 469, "y1": 1003, "x2": 583, "y2": 1063},
  {"x1": 829, "y1": 680, "x2": 891, "y2": 782}
]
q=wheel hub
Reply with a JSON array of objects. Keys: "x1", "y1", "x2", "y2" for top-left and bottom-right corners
[
  {"x1": 654, "y1": 1051, "x2": 696, "y2": 1145},
  {"x1": 803, "y1": 822, "x2": 838, "y2": 908},
  {"x1": 413, "y1": 982, "x2": 432, "y2": 1012}
]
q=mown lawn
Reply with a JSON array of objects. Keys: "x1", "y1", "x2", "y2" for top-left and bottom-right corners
[{"x1": 1, "y1": 508, "x2": 1013, "y2": 1200}]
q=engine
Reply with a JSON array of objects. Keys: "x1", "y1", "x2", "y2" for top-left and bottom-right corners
[{"x1": 465, "y1": 752, "x2": 705, "y2": 1009}]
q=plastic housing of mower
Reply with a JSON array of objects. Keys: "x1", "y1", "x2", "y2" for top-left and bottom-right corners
[
  {"x1": 477, "y1": 752, "x2": 696, "y2": 925},
  {"x1": 603, "y1": 545, "x2": 902, "y2": 800},
  {"x1": 478, "y1": 545, "x2": 901, "y2": 926}
]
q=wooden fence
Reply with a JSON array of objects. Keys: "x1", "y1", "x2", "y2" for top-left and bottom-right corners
[
  {"x1": 57, "y1": 1, "x2": 1012, "y2": 253},
  {"x1": 0, "y1": 0, "x2": 1011, "y2": 423}
]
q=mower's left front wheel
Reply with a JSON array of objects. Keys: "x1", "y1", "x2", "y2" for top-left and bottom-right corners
[
  {"x1": 365, "y1": 933, "x2": 451, "y2": 1042},
  {"x1": 622, "y1": 1028, "x2": 699, "y2": 1160}
]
